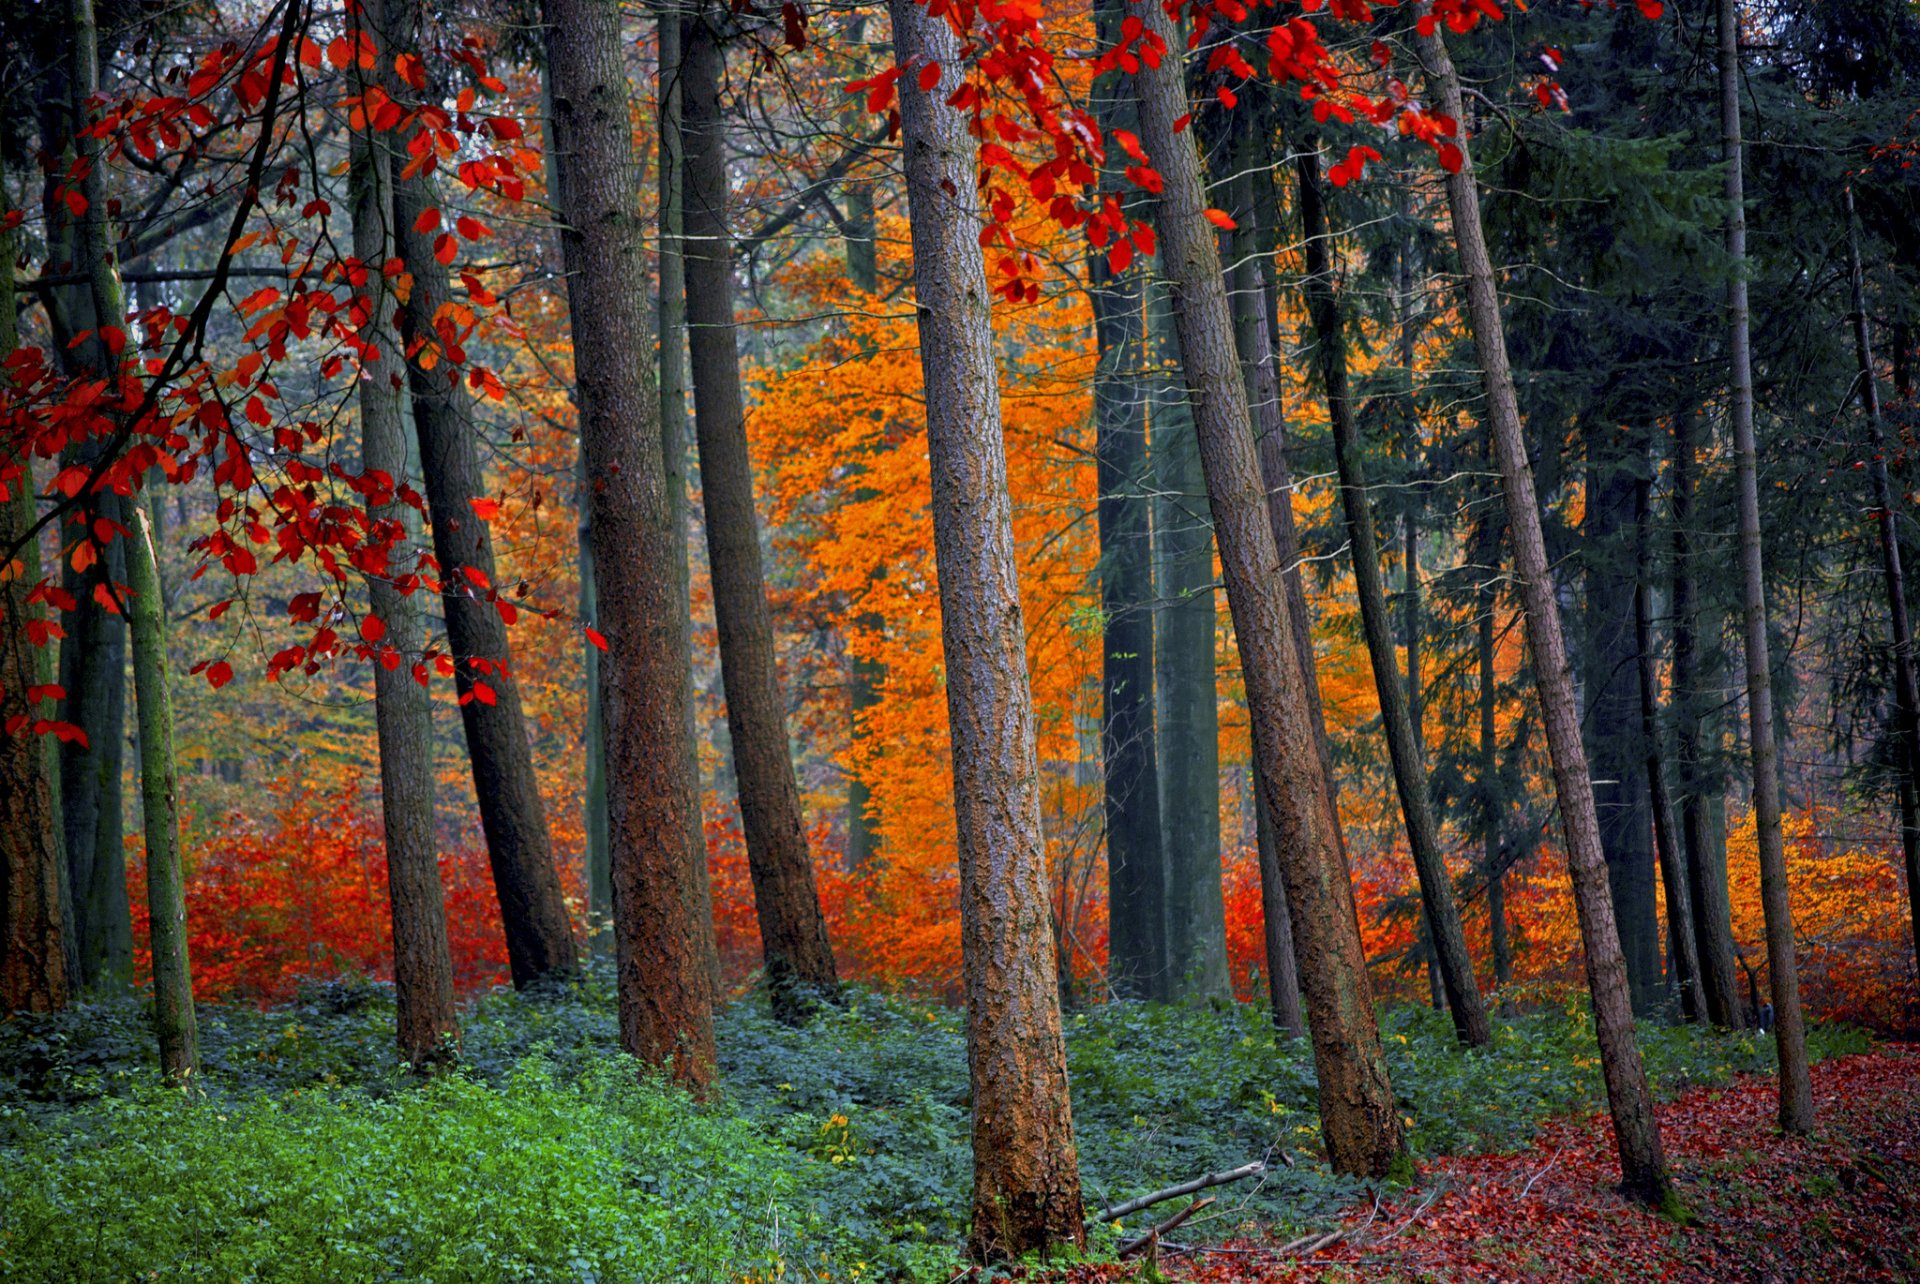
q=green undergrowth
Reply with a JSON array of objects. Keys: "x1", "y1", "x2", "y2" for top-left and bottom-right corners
[{"x1": 0, "y1": 969, "x2": 1869, "y2": 1281}]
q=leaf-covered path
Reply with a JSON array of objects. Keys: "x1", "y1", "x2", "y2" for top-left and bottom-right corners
[{"x1": 1055, "y1": 1045, "x2": 1919, "y2": 1282}]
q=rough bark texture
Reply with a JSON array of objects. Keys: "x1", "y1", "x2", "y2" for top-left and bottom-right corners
[
  {"x1": 888, "y1": 0, "x2": 1083, "y2": 1258},
  {"x1": 542, "y1": 0, "x2": 717, "y2": 1087},
  {"x1": 1671, "y1": 405, "x2": 1743, "y2": 1027},
  {"x1": 1846, "y1": 189, "x2": 1920, "y2": 990},
  {"x1": 1137, "y1": 0, "x2": 1402, "y2": 1177},
  {"x1": 1417, "y1": 21, "x2": 1670, "y2": 1205},
  {"x1": 1297, "y1": 150, "x2": 1490, "y2": 1049},
  {"x1": 348, "y1": 9, "x2": 458, "y2": 1065},
  {"x1": 389, "y1": 14, "x2": 577, "y2": 990},
  {"x1": 1717, "y1": 0, "x2": 1813, "y2": 1133},
  {"x1": 681, "y1": 15, "x2": 840, "y2": 1020}
]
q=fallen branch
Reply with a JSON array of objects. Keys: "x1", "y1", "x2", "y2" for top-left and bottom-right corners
[
  {"x1": 1093, "y1": 1159, "x2": 1267, "y2": 1223},
  {"x1": 1118, "y1": 1196, "x2": 1215, "y2": 1258},
  {"x1": 1519, "y1": 1148, "x2": 1561, "y2": 1201}
]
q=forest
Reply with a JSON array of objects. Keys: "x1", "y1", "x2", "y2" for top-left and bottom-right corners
[{"x1": 0, "y1": 0, "x2": 1917, "y2": 1276}]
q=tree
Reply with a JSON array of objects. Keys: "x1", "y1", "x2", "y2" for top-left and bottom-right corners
[
  {"x1": 887, "y1": 0, "x2": 1082, "y2": 1256},
  {"x1": 1414, "y1": 16, "x2": 1670, "y2": 1205},
  {"x1": 1717, "y1": 0, "x2": 1813, "y2": 1132},
  {"x1": 1134, "y1": 0, "x2": 1403, "y2": 1177},
  {"x1": 543, "y1": 0, "x2": 715, "y2": 1087}
]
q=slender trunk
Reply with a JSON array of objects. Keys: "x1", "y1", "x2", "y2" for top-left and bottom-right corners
[
  {"x1": 348, "y1": 2, "x2": 458, "y2": 1065},
  {"x1": 1136, "y1": 2, "x2": 1402, "y2": 1176},
  {"x1": 543, "y1": 0, "x2": 716, "y2": 1087},
  {"x1": 1846, "y1": 188, "x2": 1920, "y2": 992},
  {"x1": 580, "y1": 490, "x2": 610, "y2": 953},
  {"x1": 389, "y1": 4, "x2": 577, "y2": 992},
  {"x1": 1635, "y1": 476, "x2": 1704, "y2": 1023},
  {"x1": 1474, "y1": 495, "x2": 1512, "y2": 986},
  {"x1": 1717, "y1": 0, "x2": 1813, "y2": 1132},
  {"x1": 681, "y1": 15, "x2": 839, "y2": 1020},
  {"x1": 1416, "y1": 21, "x2": 1669, "y2": 1204},
  {"x1": 1296, "y1": 150, "x2": 1491, "y2": 1048},
  {"x1": 889, "y1": 0, "x2": 1083, "y2": 1256}
]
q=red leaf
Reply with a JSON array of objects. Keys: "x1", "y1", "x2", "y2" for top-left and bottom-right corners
[
  {"x1": 360, "y1": 615, "x2": 387, "y2": 643},
  {"x1": 585, "y1": 627, "x2": 608, "y2": 651},
  {"x1": 472, "y1": 680, "x2": 497, "y2": 706},
  {"x1": 1203, "y1": 208, "x2": 1237, "y2": 230},
  {"x1": 207, "y1": 660, "x2": 234, "y2": 689},
  {"x1": 470, "y1": 498, "x2": 501, "y2": 520},
  {"x1": 917, "y1": 61, "x2": 942, "y2": 92},
  {"x1": 413, "y1": 207, "x2": 441, "y2": 234}
]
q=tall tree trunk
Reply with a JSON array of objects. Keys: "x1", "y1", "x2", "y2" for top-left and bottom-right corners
[
  {"x1": 1476, "y1": 509, "x2": 1512, "y2": 986},
  {"x1": 1670, "y1": 405, "x2": 1742, "y2": 1026},
  {"x1": 1150, "y1": 277, "x2": 1229, "y2": 1003},
  {"x1": 0, "y1": 162, "x2": 70, "y2": 1015},
  {"x1": 680, "y1": 14, "x2": 839, "y2": 1020},
  {"x1": 1296, "y1": 150, "x2": 1491, "y2": 1048},
  {"x1": 1135, "y1": 1, "x2": 1402, "y2": 1177},
  {"x1": 888, "y1": 0, "x2": 1083, "y2": 1257},
  {"x1": 1635, "y1": 476, "x2": 1704, "y2": 1023},
  {"x1": 1845, "y1": 187, "x2": 1920, "y2": 994},
  {"x1": 388, "y1": 4, "x2": 577, "y2": 992},
  {"x1": 1416, "y1": 22, "x2": 1670, "y2": 1204},
  {"x1": 348, "y1": 1, "x2": 458, "y2": 1065},
  {"x1": 1717, "y1": 0, "x2": 1813, "y2": 1133},
  {"x1": 543, "y1": 0, "x2": 716, "y2": 1087}
]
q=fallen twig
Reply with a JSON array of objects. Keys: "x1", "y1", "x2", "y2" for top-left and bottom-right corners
[
  {"x1": 1094, "y1": 1159, "x2": 1267, "y2": 1223},
  {"x1": 1118, "y1": 1196, "x2": 1215, "y2": 1258},
  {"x1": 1519, "y1": 1148, "x2": 1562, "y2": 1200}
]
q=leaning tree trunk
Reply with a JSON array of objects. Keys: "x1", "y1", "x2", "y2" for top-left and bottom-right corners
[
  {"x1": 1297, "y1": 148, "x2": 1490, "y2": 1048},
  {"x1": 889, "y1": 0, "x2": 1084, "y2": 1258},
  {"x1": 1634, "y1": 477, "x2": 1705, "y2": 1023},
  {"x1": 1416, "y1": 20, "x2": 1670, "y2": 1205},
  {"x1": 680, "y1": 14, "x2": 839, "y2": 1021},
  {"x1": 543, "y1": 0, "x2": 716, "y2": 1088},
  {"x1": 1845, "y1": 187, "x2": 1920, "y2": 990},
  {"x1": 348, "y1": 0, "x2": 458, "y2": 1066},
  {"x1": 1717, "y1": 0, "x2": 1813, "y2": 1133},
  {"x1": 385, "y1": 15, "x2": 577, "y2": 990},
  {"x1": 1136, "y1": 0, "x2": 1402, "y2": 1177}
]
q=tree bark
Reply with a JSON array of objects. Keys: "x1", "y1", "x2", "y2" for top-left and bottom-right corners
[
  {"x1": 1845, "y1": 186, "x2": 1920, "y2": 996},
  {"x1": 542, "y1": 0, "x2": 716, "y2": 1087},
  {"x1": 680, "y1": 14, "x2": 839, "y2": 1020},
  {"x1": 1416, "y1": 20, "x2": 1670, "y2": 1204},
  {"x1": 1476, "y1": 512, "x2": 1512, "y2": 986},
  {"x1": 888, "y1": 0, "x2": 1083, "y2": 1257},
  {"x1": 348, "y1": 0, "x2": 458, "y2": 1066},
  {"x1": 1136, "y1": 0, "x2": 1402, "y2": 1177},
  {"x1": 1717, "y1": 0, "x2": 1813, "y2": 1133},
  {"x1": 388, "y1": 5, "x2": 577, "y2": 992},
  {"x1": 1296, "y1": 148, "x2": 1490, "y2": 1048}
]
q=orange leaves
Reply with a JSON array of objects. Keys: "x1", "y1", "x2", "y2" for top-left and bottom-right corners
[
  {"x1": 1203, "y1": 208, "x2": 1237, "y2": 230},
  {"x1": 469, "y1": 497, "x2": 501, "y2": 520}
]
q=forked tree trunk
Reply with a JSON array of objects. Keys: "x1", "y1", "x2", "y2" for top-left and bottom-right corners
[
  {"x1": 1716, "y1": 0, "x2": 1813, "y2": 1133},
  {"x1": 1845, "y1": 188, "x2": 1920, "y2": 990},
  {"x1": 1416, "y1": 21, "x2": 1670, "y2": 1204},
  {"x1": 1136, "y1": 1, "x2": 1402, "y2": 1177},
  {"x1": 680, "y1": 15, "x2": 839, "y2": 1020},
  {"x1": 888, "y1": 0, "x2": 1083, "y2": 1258},
  {"x1": 1297, "y1": 149, "x2": 1490, "y2": 1048},
  {"x1": 348, "y1": 0, "x2": 458, "y2": 1065},
  {"x1": 543, "y1": 0, "x2": 716, "y2": 1088}
]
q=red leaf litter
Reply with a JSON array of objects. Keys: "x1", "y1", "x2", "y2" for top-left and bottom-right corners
[{"x1": 1042, "y1": 1046, "x2": 1920, "y2": 1282}]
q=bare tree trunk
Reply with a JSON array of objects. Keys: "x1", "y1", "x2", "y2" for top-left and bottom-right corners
[
  {"x1": 680, "y1": 14, "x2": 839, "y2": 1021},
  {"x1": 1476, "y1": 512, "x2": 1512, "y2": 986},
  {"x1": 1416, "y1": 22, "x2": 1670, "y2": 1204},
  {"x1": 1717, "y1": 0, "x2": 1813, "y2": 1133},
  {"x1": 1136, "y1": 1, "x2": 1402, "y2": 1177},
  {"x1": 1845, "y1": 187, "x2": 1920, "y2": 995},
  {"x1": 1296, "y1": 149, "x2": 1490, "y2": 1048},
  {"x1": 888, "y1": 0, "x2": 1083, "y2": 1257},
  {"x1": 543, "y1": 0, "x2": 716, "y2": 1088},
  {"x1": 1635, "y1": 477, "x2": 1704, "y2": 1024},
  {"x1": 348, "y1": 0, "x2": 458, "y2": 1065}
]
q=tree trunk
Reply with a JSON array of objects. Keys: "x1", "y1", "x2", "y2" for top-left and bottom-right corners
[
  {"x1": 1136, "y1": 1, "x2": 1402, "y2": 1177},
  {"x1": 348, "y1": 4, "x2": 458, "y2": 1065},
  {"x1": 1478, "y1": 535, "x2": 1512, "y2": 987},
  {"x1": 542, "y1": 0, "x2": 716, "y2": 1087},
  {"x1": 1845, "y1": 188, "x2": 1920, "y2": 995},
  {"x1": 387, "y1": 7, "x2": 577, "y2": 992},
  {"x1": 1296, "y1": 149, "x2": 1491, "y2": 1048},
  {"x1": 1670, "y1": 405, "x2": 1742, "y2": 1027},
  {"x1": 1635, "y1": 476, "x2": 1704, "y2": 1023},
  {"x1": 888, "y1": 0, "x2": 1083, "y2": 1257},
  {"x1": 1717, "y1": 0, "x2": 1813, "y2": 1133},
  {"x1": 1416, "y1": 22, "x2": 1670, "y2": 1204},
  {"x1": 680, "y1": 14, "x2": 839, "y2": 1021}
]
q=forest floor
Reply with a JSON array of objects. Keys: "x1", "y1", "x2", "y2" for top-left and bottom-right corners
[{"x1": 1041, "y1": 1044, "x2": 1920, "y2": 1283}]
